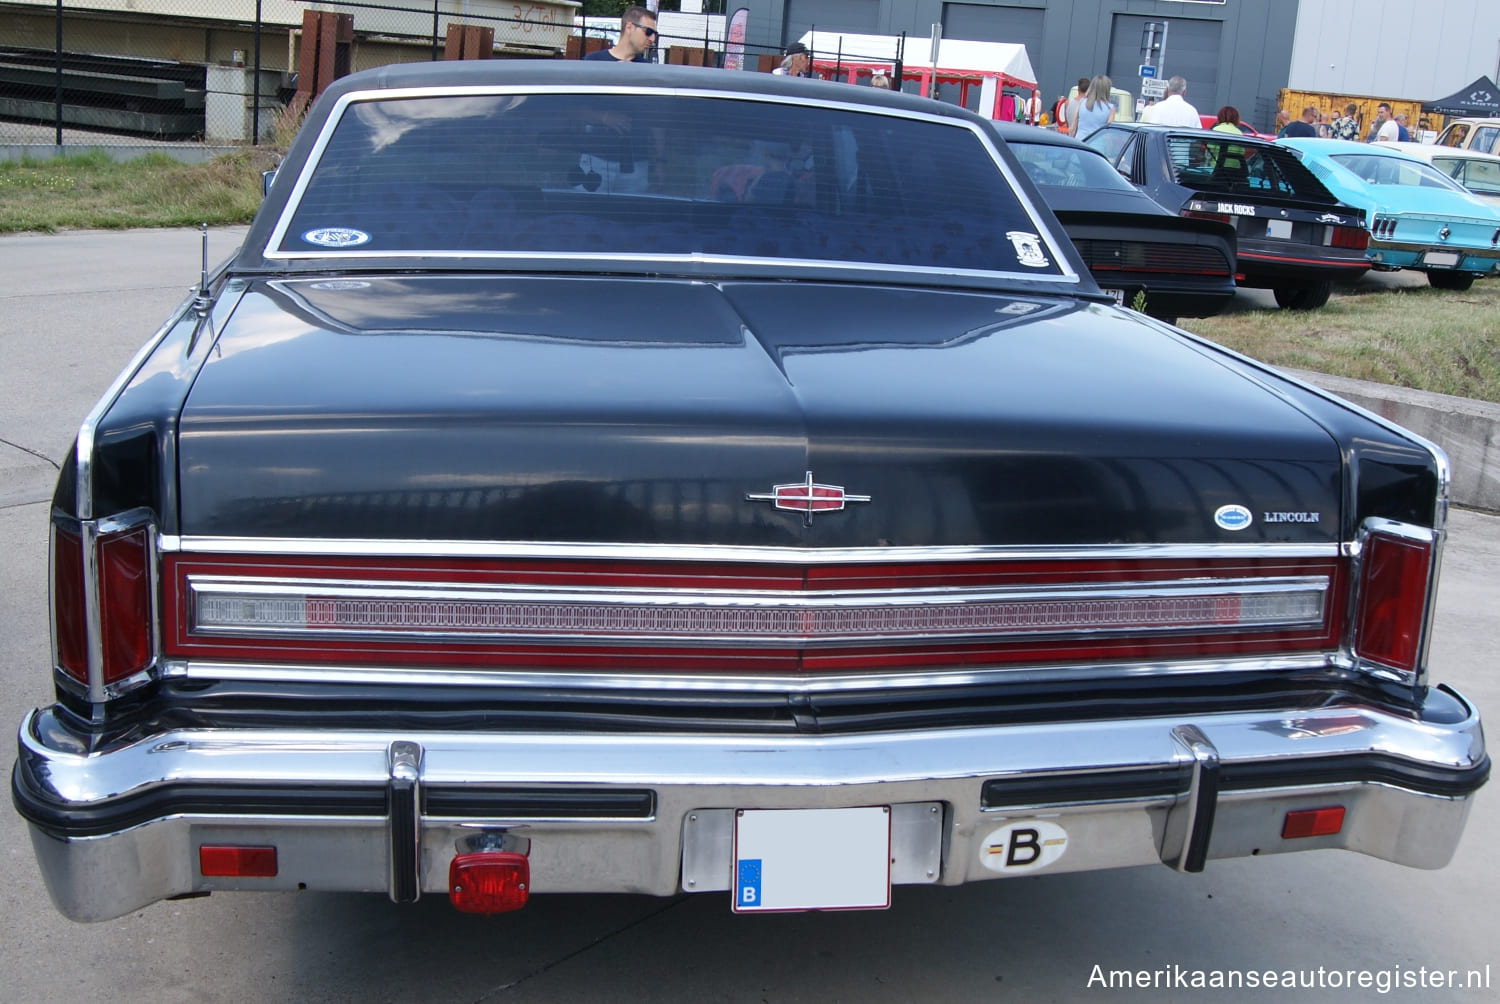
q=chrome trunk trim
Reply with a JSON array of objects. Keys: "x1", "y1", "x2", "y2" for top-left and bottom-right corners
[{"x1": 161, "y1": 535, "x2": 1345, "y2": 563}]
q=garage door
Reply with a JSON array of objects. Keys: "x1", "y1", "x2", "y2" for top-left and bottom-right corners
[
  {"x1": 783, "y1": 0, "x2": 880, "y2": 48},
  {"x1": 933, "y1": 4, "x2": 1043, "y2": 110},
  {"x1": 941, "y1": 3, "x2": 1044, "y2": 58},
  {"x1": 1108, "y1": 14, "x2": 1221, "y2": 109}
]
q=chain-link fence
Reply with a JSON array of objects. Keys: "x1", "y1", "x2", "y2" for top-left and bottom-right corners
[{"x1": 0, "y1": 1, "x2": 812, "y2": 154}]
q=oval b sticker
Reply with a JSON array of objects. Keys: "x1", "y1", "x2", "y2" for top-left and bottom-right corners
[{"x1": 979, "y1": 819, "x2": 1068, "y2": 874}]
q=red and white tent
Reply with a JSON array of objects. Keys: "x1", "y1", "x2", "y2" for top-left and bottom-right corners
[{"x1": 796, "y1": 31, "x2": 1037, "y2": 120}]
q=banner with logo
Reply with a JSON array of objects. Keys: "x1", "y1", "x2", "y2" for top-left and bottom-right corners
[{"x1": 724, "y1": 8, "x2": 749, "y2": 71}]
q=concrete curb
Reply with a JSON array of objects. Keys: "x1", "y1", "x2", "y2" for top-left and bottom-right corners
[{"x1": 1286, "y1": 368, "x2": 1500, "y2": 513}]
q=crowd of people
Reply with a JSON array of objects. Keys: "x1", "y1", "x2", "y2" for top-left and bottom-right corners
[{"x1": 1043, "y1": 68, "x2": 1427, "y2": 145}]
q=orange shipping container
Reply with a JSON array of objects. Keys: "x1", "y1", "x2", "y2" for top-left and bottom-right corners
[{"x1": 1276, "y1": 89, "x2": 1430, "y2": 139}]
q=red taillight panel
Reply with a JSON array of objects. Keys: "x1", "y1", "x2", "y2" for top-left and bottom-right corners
[
  {"x1": 1353, "y1": 529, "x2": 1433, "y2": 675},
  {"x1": 1330, "y1": 226, "x2": 1369, "y2": 250},
  {"x1": 162, "y1": 554, "x2": 1347, "y2": 673},
  {"x1": 51, "y1": 520, "x2": 154, "y2": 691},
  {"x1": 450, "y1": 852, "x2": 529, "y2": 913},
  {"x1": 52, "y1": 525, "x2": 88, "y2": 685},
  {"x1": 1181, "y1": 210, "x2": 1233, "y2": 225},
  {"x1": 99, "y1": 527, "x2": 152, "y2": 685}
]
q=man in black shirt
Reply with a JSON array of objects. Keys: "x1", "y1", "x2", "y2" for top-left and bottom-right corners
[
  {"x1": 1280, "y1": 105, "x2": 1320, "y2": 138},
  {"x1": 585, "y1": 6, "x2": 657, "y2": 63}
]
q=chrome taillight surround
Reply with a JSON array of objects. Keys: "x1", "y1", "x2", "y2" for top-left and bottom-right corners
[
  {"x1": 160, "y1": 545, "x2": 1348, "y2": 674},
  {"x1": 187, "y1": 576, "x2": 1329, "y2": 644},
  {"x1": 1347, "y1": 517, "x2": 1441, "y2": 685},
  {"x1": 50, "y1": 508, "x2": 160, "y2": 702}
]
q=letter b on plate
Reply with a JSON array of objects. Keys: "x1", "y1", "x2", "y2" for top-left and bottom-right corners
[{"x1": 979, "y1": 820, "x2": 1069, "y2": 874}]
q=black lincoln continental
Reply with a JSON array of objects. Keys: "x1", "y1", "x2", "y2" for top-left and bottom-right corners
[{"x1": 12, "y1": 61, "x2": 1486, "y2": 922}]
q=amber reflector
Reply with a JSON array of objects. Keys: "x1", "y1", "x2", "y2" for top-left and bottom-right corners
[
  {"x1": 450, "y1": 852, "x2": 530, "y2": 914},
  {"x1": 1281, "y1": 807, "x2": 1345, "y2": 839},
  {"x1": 199, "y1": 845, "x2": 278, "y2": 877}
]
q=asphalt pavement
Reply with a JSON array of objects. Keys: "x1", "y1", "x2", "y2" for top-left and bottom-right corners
[{"x1": 1, "y1": 229, "x2": 1495, "y2": 1002}]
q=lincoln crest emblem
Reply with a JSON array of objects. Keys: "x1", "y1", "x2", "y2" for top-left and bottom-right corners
[{"x1": 746, "y1": 472, "x2": 872, "y2": 526}]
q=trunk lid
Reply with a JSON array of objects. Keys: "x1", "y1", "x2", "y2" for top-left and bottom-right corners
[{"x1": 175, "y1": 275, "x2": 1342, "y2": 547}]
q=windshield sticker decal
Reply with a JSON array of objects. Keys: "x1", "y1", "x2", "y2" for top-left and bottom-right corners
[
  {"x1": 1214, "y1": 505, "x2": 1253, "y2": 531},
  {"x1": 303, "y1": 227, "x2": 372, "y2": 248},
  {"x1": 1006, "y1": 231, "x2": 1050, "y2": 268}
]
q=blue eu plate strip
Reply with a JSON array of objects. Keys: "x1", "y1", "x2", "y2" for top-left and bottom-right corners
[{"x1": 736, "y1": 858, "x2": 762, "y2": 907}]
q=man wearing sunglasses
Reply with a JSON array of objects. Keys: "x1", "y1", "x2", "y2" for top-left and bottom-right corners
[{"x1": 585, "y1": 6, "x2": 658, "y2": 63}]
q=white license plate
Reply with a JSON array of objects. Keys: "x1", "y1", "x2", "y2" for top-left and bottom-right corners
[
  {"x1": 1424, "y1": 250, "x2": 1461, "y2": 268},
  {"x1": 1102, "y1": 287, "x2": 1126, "y2": 305},
  {"x1": 732, "y1": 806, "x2": 891, "y2": 912},
  {"x1": 1266, "y1": 219, "x2": 1293, "y2": 240}
]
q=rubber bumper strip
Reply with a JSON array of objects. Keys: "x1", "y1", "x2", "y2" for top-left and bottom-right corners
[
  {"x1": 1170, "y1": 724, "x2": 1221, "y2": 873},
  {"x1": 387, "y1": 741, "x2": 422, "y2": 904}
]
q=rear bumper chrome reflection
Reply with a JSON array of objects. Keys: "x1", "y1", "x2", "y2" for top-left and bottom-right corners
[{"x1": 14, "y1": 696, "x2": 1487, "y2": 922}]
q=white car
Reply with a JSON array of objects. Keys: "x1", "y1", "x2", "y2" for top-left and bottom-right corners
[
  {"x1": 1375, "y1": 140, "x2": 1500, "y2": 207},
  {"x1": 1434, "y1": 117, "x2": 1500, "y2": 156}
]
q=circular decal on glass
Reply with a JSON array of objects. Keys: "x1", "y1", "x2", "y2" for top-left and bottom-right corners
[
  {"x1": 979, "y1": 819, "x2": 1068, "y2": 874},
  {"x1": 1214, "y1": 504, "x2": 1253, "y2": 531},
  {"x1": 302, "y1": 227, "x2": 371, "y2": 248}
]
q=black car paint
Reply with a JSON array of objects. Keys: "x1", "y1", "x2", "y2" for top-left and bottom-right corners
[
  {"x1": 54, "y1": 266, "x2": 1433, "y2": 555},
  {"x1": 165, "y1": 273, "x2": 1356, "y2": 547},
  {"x1": 1085, "y1": 123, "x2": 1369, "y2": 290},
  {"x1": 17, "y1": 65, "x2": 1477, "y2": 923},
  {"x1": 994, "y1": 123, "x2": 1237, "y2": 320},
  {"x1": 59, "y1": 68, "x2": 1438, "y2": 556}
]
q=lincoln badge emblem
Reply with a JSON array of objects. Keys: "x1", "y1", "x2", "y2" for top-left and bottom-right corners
[{"x1": 746, "y1": 472, "x2": 872, "y2": 526}]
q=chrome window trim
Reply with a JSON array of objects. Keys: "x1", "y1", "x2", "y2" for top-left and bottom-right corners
[
  {"x1": 183, "y1": 573, "x2": 1330, "y2": 646},
  {"x1": 262, "y1": 84, "x2": 1079, "y2": 285},
  {"x1": 162, "y1": 534, "x2": 1347, "y2": 562},
  {"x1": 164, "y1": 653, "x2": 1338, "y2": 694}
]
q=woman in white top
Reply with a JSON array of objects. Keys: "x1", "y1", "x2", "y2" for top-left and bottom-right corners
[{"x1": 1069, "y1": 75, "x2": 1115, "y2": 139}]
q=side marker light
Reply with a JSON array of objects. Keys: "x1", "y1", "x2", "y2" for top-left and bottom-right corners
[
  {"x1": 199, "y1": 844, "x2": 278, "y2": 877},
  {"x1": 1281, "y1": 806, "x2": 1345, "y2": 839}
]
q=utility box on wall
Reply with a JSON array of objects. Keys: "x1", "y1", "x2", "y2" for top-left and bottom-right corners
[{"x1": 205, "y1": 65, "x2": 282, "y2": 142}]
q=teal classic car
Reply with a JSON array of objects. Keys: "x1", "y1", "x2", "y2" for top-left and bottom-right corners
[{"x1": 1279, "y1": 137, "x2": 1500, "y2": 290}]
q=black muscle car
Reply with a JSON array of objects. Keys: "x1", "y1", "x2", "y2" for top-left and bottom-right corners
[
  {"x1": 1085, "y1": 123, "x2": 1370, "y2": 310},
  {"x1": 998, "y1": 122, "x2": 1236, "y2": 322},
  {"x1": 12, "y1": 61, "x2": 1486, "y2": 922}
]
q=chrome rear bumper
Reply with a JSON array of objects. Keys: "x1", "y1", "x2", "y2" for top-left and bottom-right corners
[{"x1": 14, "y1": 693, "x2": 1488, "y2": 922}]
